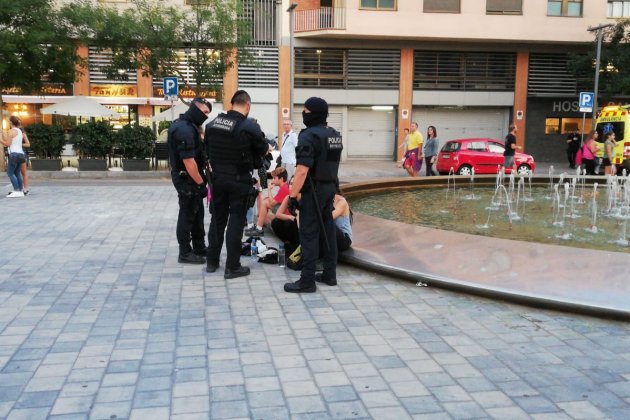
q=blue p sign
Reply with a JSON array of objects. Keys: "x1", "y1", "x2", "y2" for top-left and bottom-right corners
[
  {"x1": 579, "y1": 92, "x2": 594, "y2": 112},
  {"x1": 163, "y1": 77, "x2": 178, "y2": 99}
]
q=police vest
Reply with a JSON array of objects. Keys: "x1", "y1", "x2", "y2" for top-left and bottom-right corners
[
  {"x1": 206, "y1": 113, "x2": 253, "y2": 175},
  {"x1": 168, "y1": 117, "x2": 204, "y2": 173},
  {"x1": 312, "y1": 126, "x2": 343, "y2": 182}
]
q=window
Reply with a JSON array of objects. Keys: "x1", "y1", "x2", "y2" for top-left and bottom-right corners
[
  {"x1": 443, "y1": 142, "x2": 461, "y2": 152},
  {"x1": 424, "y1": 0, "x2": 460, "y2": 13},
  {"x1": 486, "y1": 0, "x2": 522, "y2": 14},
  {"x1": 545, "y1": 118, "x2": 560, "y2": 134},
  {"x1": 488, "y1": 142, "x2": 505, "y2": 154},
  {"x1": 467, "y1": 141, "x2": 487, "y2": 152},
  {"x1": 547, "y1": 0, "x2": 582, "y2": 17},
  {"x1": 596, "y1": 122, "x2": 625, "y2": 142},
  {"x1": 545, "y1": 117, "x2": 592, "y2": 135},
  {"x1": 608, "y1": 1, "x2": 630, "y2": 17},
  {"x1": 360, "y1": 0, "x2": 396, "y2": 10}
]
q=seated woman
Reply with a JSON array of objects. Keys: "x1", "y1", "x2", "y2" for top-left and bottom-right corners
[
  {"x1": 332, "y1": 191, "x2": 352, "y2": 252},
  {"x1": 246, "y1": 167, "x2": 289, "y2": 236},
  {"x1": 271, "y1": 191, "x2": 300, "y2": 250}
]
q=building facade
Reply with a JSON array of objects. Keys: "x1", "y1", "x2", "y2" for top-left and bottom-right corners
[{"x1": 4, "y1": 0, "x2": 628, "y2": 163}]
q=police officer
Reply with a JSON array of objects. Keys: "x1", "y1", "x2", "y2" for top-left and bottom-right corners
[
  {"x1": 168, "y1": 97, "x2": 211, "y2": 264},
  {"x1": 284, "y1": 97, "x2": 342, "y2": 293},
  {"x1": 205, "y1": 90, "x2": 270, "y2": 279}
]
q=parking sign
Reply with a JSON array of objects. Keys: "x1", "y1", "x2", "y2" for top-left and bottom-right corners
[
  {"x1": 579, "y1": 92, "x2": 594, "y2": 113},
  {"x1": 163, "y1": 77, "x2": 178, "y2": 101}
]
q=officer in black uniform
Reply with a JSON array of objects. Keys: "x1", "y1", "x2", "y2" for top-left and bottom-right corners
[
  {"x1": 205, "y1": 90, "x2": 270, "y2": 279},
  {"x1": 167, "y1": 97, "x2": 211, "y2": 264},
  {"x1": 284, "y1": 97, "x2": 342, "y2": 293}
]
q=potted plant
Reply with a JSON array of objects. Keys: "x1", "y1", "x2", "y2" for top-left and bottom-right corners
[
  {"x1": 116, "y1": 124, "x2": 155, "y2": 171},
  {"x1": 72, "y1": 121, "x2": 114, "y2": 171},
  {"x1": 25, "y1": 123, "x2": 65, "y2": 170}
]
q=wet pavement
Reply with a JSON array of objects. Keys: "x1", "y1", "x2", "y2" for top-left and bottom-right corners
[{"x1": 0, "y1": 170, "x2": 628, "y2": 419}]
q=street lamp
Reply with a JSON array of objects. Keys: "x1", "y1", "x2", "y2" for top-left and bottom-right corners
[
  {"x1": 287, "y1": 3, "x2": 298, "y2": 122},
  {"x1": 587, "y1": 23, "x2": 614, "y2": 127}
]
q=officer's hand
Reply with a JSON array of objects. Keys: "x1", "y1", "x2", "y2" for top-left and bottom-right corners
[
  {"x1": 288, "y1": 197, "x2": 300, "y2": 216},
  {"x1": 197, "y1": 183, "x2": 209, "y2": 199}
]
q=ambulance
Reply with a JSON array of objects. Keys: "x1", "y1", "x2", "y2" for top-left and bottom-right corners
[{"x1": 594, "y1": 105, "x2": 630, "y2": 171}]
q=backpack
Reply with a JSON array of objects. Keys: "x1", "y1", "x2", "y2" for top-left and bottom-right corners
[{"x1": 575, "y1": 146, "x2": 583, "y2": 166}]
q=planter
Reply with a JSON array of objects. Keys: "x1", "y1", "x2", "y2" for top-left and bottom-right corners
[
  {"x1": 31, "y1": 158, "x2": 62, "y2": 171},
  {"x1": 123, "y1": 159, "x2": 151, "y2": 171},
  {"x1": 79, "y1": 159, "x2": 108, "y2": 171}
]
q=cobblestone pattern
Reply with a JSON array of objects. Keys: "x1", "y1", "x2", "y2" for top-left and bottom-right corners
[{"x1": 0, "y1": 183, "x2": 629, "y2": 419}]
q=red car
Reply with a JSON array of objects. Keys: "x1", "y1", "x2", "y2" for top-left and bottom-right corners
[{"x1": 436, "y1": 138, "x2": 536, "y2": 176}]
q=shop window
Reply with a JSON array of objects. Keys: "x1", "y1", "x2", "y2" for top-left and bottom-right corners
[
  {"x1": 545, "y1": 118, "x2": 560, "y2": 134},
  {"x1": 547, "y1": 0, "x2": 582, "y2": 17},
  {"x1": 424, "y1": 0, "x2": 460, "y2": 13},
  {"x1": 561, "y1": 117, "x2": 591, "y2": 134},
  {"x1": 486, "y1": 0, "x2": 522, "y2": 14},
  {"x1": 360, "y1": 0, "x2": 396, "y2": 10},
  {"x1": 608, "y1": 1, "x2": 630, "y2": 17}
]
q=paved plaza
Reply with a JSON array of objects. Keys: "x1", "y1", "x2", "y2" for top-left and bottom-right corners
[{"x1": 1, "y1": 177, "x2": 629, "y2": 419}]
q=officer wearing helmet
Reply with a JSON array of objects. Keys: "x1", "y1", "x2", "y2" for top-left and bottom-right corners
[
  {"x1": 205, "y1": 90, "x2": 270, "y2": 279},
  {"x1": 284, "y1": 97, "x2": 342, "y2": 293},
  {"x1": 168, "y1": 97, "x2": 212, "y2": 264}
]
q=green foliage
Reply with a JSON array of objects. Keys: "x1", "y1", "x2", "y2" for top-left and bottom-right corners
[
  {"x1": 0, "y1": 0, "x2": 82, "y2": 95},
  {"x1": 569, "y1": 20, "x2": 630, "y2": 100},
  {"x1": 158, "y1": 121, "x2": 172, "y2": 133},
  {"x1": 71, "y1": 121, "x2": 114, "y2": 159},
  {"x1": 24, "y1": 124, "x2": 65, "y2": 159},
  {"x1": 115, "y1": 125, "x2": 155, "y2": 159},
  {"x1": 78, "y1": 0, "x2": 255, "y2": 98}
]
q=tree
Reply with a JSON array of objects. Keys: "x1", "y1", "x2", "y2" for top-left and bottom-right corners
[
  {"x1": 569, "y1": 20, "x2": 630, "y2": 102},
  {"x1": 0, "y1": 0, "x2": 85, "y2": 169},
  {"x1": 77, "y1": 0, "x2": 255, "y2": 99}
]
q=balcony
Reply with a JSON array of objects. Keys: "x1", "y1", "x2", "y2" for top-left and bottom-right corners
[{"x1": 294, "y1": 7, "x2": 346, "y2": 33}]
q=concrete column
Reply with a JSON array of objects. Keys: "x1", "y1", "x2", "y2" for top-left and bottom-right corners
[
  {"x1": 278, "y1": 45, "x2": 291, "y2": 148},
  {"x1": 222, "y1": 50, "x2": 239, "y2": 111},
  {"x1": 74, "y1": 44, "x2": 90, "y2": 97},
  {"x1": 137, "y1": 69, "x2": 153, "y2": 127},
  {"x1": 514, "y1": 51, "x2": 529, "y2": 150},
  {"x1": 397, "y1": 48, "x2": 414, "y2": 161}
]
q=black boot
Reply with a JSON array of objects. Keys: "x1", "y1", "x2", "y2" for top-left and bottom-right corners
[
  {"x1": 178, "y1": 252, "x2": 206, "y2": 264},
  {"x1": 206, "y1": 261, "x2": 219, "y2": 273},
  {"x1": 224, "y1": 265, "x2": 250, "y2": 279},
  {"x1": 284, "y1": 278, "x2": 316, "y2": 293},
  {"x1": 194, "y1": 246, "x2": 208, "y2": 257},
  {"x1": 315, "y1": 273, "x2": 337, "y2": 286}
]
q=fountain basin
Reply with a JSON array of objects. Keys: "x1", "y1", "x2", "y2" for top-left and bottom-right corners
[{"x1": 341, "y1": 176, "x2": 630, "y2": 319}]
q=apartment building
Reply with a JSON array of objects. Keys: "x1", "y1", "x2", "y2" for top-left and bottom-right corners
[{"x1": 3, "y1": 0, "x2": 627, "y2": 163}]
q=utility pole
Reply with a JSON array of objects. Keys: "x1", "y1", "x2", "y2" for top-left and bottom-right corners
[{"x1": 587, "y1": 23, "x2": 614, "y2": 127}]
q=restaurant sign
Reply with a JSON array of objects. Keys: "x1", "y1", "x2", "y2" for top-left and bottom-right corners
[
  {"x1": 153, "y1": 87, "x2": 218, "y2": 100},
  {"x1": 2, "y1": 84, "x2": 73, "y2": 96},
  {"x1": 91, "y1": 84, "x2": 137, "y2": 97}
]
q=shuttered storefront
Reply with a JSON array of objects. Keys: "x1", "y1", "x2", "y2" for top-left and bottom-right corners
[
  {"x1": 346, "y1": 107, "x2": 396, "y2": 160},
  {"x1": 412, "y1": 107, "x2": 510, "y2": 145}
]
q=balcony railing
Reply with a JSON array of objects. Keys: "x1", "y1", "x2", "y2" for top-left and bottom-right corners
[{"x1": 294, "y1": 7, "x2": 346, "y2": 32}]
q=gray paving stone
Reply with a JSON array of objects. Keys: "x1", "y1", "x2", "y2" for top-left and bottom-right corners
[
  {"x1": 210, "y1": 400, "x2": 249, "y2": 418},
  {"x1": 88, "y1": 401, "x2": 131, "y2": 420},
  {"x1": 6, "y1": 407, "x2": 51, "y2": 420},
  {"x1": 134, "y1": 390, "x2": 171, "y2": 408},
  {"x1": 14, "y1": 391, "x2": 58, "y2": 409}
]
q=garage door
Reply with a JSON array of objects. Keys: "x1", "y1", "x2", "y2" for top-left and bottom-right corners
[
  {"x1": 412, "y1": 107, "x2": 509, "y2": 145},
  {"x1": 347, "y1": 107, "x2": 396, "y2": 160},
  {"x1": 292, "y1": 106, "x2": 343, "y2": 134}
]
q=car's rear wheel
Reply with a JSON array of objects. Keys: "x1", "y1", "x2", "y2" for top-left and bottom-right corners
[
  {"x1": 517, "y1": 164, "x2": 531, "y2": 175},
  {"x1": 457, "y1": 165, "x2": 473, "y2": 176}
]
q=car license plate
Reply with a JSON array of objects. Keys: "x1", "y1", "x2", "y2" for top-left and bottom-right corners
[{"x1": 442, "y1": 154, "x2": 450, "y2": 159}]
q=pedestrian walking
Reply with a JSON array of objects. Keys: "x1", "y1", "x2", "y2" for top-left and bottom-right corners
[
  {"x1": 503, "y1": 124, "x2": 520, "y2": 172},
  {"x1": 423, "y1": 125, "x2": 439, "y2": 176},
  {"x1": 284, "y1": 97, "x2": 342, "y2": 293},
  {"x1": 1, "y1": 116, "x2": 28, "y2": 198}
]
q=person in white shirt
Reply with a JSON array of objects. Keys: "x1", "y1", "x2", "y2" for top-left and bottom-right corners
[
  {"x1": 280, "y1": 119, "x2": 298, "y2": 180},
  {"x1": 1, "y1": 116, "x2": 28, "y2": 197}
]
